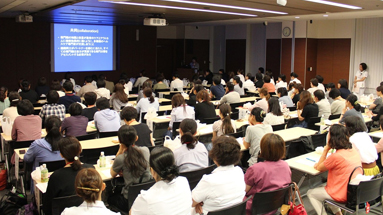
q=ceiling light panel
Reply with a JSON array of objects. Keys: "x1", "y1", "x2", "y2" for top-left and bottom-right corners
[
  {"x1": 0, "y1": 0, "x2": 27, "y2": 14},
  {"x1": 304, "y1": 0, "x2": 362, "y2": 10}
]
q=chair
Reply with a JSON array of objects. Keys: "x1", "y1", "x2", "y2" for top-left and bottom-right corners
[
  {"x1": 329, "y1": 114, "x2": 341, "y2": 120},
  {"x1": 311, "y1": 132, "x2": 327, "y2": 148},
  {"x1": 76, "y1": 132, "x2": 98, "y2": 141},
  {"x1": 272, "y1": 123, "x2": 286, "y2": 131},
  {"x1": 98, "y1": 131, "x2": 118, "y2": 138},
  {"x1": 230, "y1": 102, "x2": 246, "y2": 111},
  {"x1": 201, "y1": 116, "x2": 220, "y2": 124},
  {"x1": 127, "y1": 180, "x2": 156, "y2": 209},
  {"x1": 172, "y1": 121, "x2": 181, "y2": 139},
  {"x1": 140, "y1": 112, "x2": 147, "y2": 124},
  {"x1": 180, "y1": 164, "x2": 217, "y2": 190},
  {"x1": 81, "y1": 145, "x2": 119, "y2": 164},
  {"x1": 286, "y1": 139, "x2": 306, "y2": 159},
  {"x1": 288, "y1": 106, "x2": 297, "y2": 111},
  {"x1": 251, "y1": 184, "x2": 292, "y2": 215},
  {"x1": 52, "y1": 195, "x2": 83, "y2": 215},
  {"x1": 227, "y1": 131, "x2": 244, "y2": 138},
  {"x1": 39, "y1": 160, "x2": 66, "y2": 172},
  {"x1": 230, "y1": 111, "x2": 239, "y2": 120},
  {"x1": 324, "y1": 177, "x2": 383, "y2": 214},
  {"x1": 207, "y1": 196, "x2": 252, "y2": 215},
  {"x1": 308, "y1": 117, "x2": 321, "y2": 131}
]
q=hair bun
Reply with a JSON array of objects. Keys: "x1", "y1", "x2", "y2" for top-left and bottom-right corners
[{"x1": 159, "y1": 165, "x2": 179, "y2": 180}]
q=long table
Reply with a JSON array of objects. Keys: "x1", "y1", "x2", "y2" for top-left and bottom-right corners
[{"x1": 286, "y1": 151, "x2": 323, "y2": 187}]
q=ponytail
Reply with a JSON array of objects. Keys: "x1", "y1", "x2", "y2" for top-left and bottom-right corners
[
  {"x1": 233, "y1": 76, "x2": 242, "y2": 88},
  {"x1": 180, "y1": 119, "x2": 198, "y2": 150},
  {"x1": 149, "y1": 95, "x2": 154, "y2": 103},
  {"x1": 259, "y1": 88, "x2": 270, "y2": 101},
  {"x1": 124, "y1": 145, "x2": 148, "y2": 178},
  {"x1": 346, "y1": 94, "x2": 361, "y2": 112},
  {"x1": 45, "y1": 116, "x2": 62, "y2": 151},
  {"x1": 143, "y1": 88, "x2": 154, "y2": 103},
  {"x1": 58, "y1": 137, "x2": 83, "y2": 171},
  {"x1": 219, "y1": 104, "x2": 234, "y2": 135}
]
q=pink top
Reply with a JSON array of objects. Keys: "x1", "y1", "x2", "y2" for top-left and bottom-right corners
[
  {"x1": 11, "y1": 115, "x2": 42, "y2": 141},
  {"x1": 244, "y1": 160, "x2": 291, "y2": 215},
  {"x1": 248, "y1": 98, "x2": 268, "y2": 112}
]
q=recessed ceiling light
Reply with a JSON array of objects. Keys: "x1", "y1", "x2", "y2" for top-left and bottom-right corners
[
  {"x1": 161, "y1": 0, "x2": 288, "y2": 15},
  {"x1": 304, "y1": 0, "x2": 361, "y2": 9},
  {"x1": 295, "y1": 17, "x2": 300, "y2": 18},
  {"x1": 323, "y1": 14, "x2": 329, "y2": 17},
  {"x1": 101, "y1": 1, "x2": 257, "y2": 17}
]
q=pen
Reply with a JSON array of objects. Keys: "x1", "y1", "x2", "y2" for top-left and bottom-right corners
[{"x1": 306, "y1": 158, "x2": 316, "y2": 162}]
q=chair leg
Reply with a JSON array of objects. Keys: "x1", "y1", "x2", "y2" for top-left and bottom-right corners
[
  {"x1": 355, "y1": 204, "x2": 359, "y2": 215},
  {"x1": 20, "y1": 176, "x2": 26, "y2": 196}
]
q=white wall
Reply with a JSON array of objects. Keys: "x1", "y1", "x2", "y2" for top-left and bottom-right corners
[
  {"x1": 185, "y1": 26, "x2": 210, "y2": 39},
  {"x1": 225, "y1": 24, "x2": 247, "y2": 39},
  {"x1": 266, "y1": 22, "x2": 282, "y2": 39},
  {"x1": 307, "y1": 19, "x2": 355, "y2": 38},
  {"x1": 246, "y1": 24, "x2": 266, "y2": 75}
]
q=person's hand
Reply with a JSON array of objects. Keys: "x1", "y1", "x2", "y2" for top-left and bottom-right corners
[
  {"x1": 117, "y1": 144, "x2": 127, "y2": 156},
  {"x1": 324, "y1": 145, "x2": 331, "y2": 152},
  {"x1": 354, "y1": 83, "x2": 357, "y2": 88},
  {"x1": 194, "y1": 202, "x2": 204, "y2": 214},
  {"x1": 314, "y1": 163, "x2": 318, "y2": 169},
  {"x1": 367, "y1": 111, "x2": 373, "y2": 118}
]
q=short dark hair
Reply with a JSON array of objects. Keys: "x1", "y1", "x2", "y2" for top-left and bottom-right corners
[
  {"x1": 344, "y1": 116, "x2": 367, "y2": 136},
  {"x1": 258, "y1": 67, "x2": 264, "y2": 73},
  {"x1": 120, "y1": 106, "x2": 137, "y2": 121},
  {"x1": 17, "y1": 100, "x2": 34, "y2": 116},
  {"x1": 264, "y1": 75, "x2": 271, "y2": 83},
  {"x1": 290, "y1": 72, "x2": 298, "y2": 78},
  {"x1": 69, "y1": 102, "x2": 83, "y2": 116},
  {"x1": 21, "y1": 80, "x2": 30, "y2": 92},
  {"x1": 47, "y1": 90, "x2": 59, "y2": 104},
  {"x1": 150, "y1": 147, "x2": 179, "y2": 182},
  {"x1": 8, "y1": 91, "x2": 20, "y2": 107},
  {"x1": 329, "y1": 88, "x2": 341, "y2": 99},
  {"x1": 156, "y1": 75, "x2": 164, "y2": 83},
  {"x1": 255, "y1": 73, "x2": 263, "y2": 81},
  {"x1": 84, "y1": 92, "x2": 97, "y2": 106},
  {"x1": 338, "y1": 79, "x2": 348, "y2": 89},
  {"x1": 310, "y1": 78, "x2": 318, "y2": 87},
  {"x1": 294, "y1": 84, "x2": 304, "y2": 93},
  {"x1": 38, "y1": 77, "x2": 47, "y2": 86},
  {"x1": 328, "y1": 124, "x2": 352, "y2": 150},
  {"x1": 277, "y1": 87, "x2": 288, "y2": 97},
  {"x1": 246, "y1": 73, "x2": 253, "y2": 80},
  {"x1": 327, "y1": 82, "x2": 335, "y2": 90},
  {"x1": 360, "y1": 63, "x2": 367, "y2": 70},
  {"x1": 97, "y1": 79, "x2": 106, "y2": 88},
  {"x1": 209, "y1": 136, "x2": 241, "y2": 166},
  {"x1": 315, "y1": 75, "x2": 324, "y2": 83},
  {"x1": 84, "y1": 76, "x2": 93, "y2": 83},
  {"x1": 313, "y1": 90, "x2": 325, "y2": 100},
  {"x1": 259, "y1": 133, "x2": 286, "y2": 161},
  {"x1": 380, "y1": 81, "x2": 383, "y2": 87},
  {"x1": 63, "y1": 81, "x2": 73, "y2": 91},
  {"x1": 213, "y1": 76, "x2": 221, "y2": 85},
  {"x1": 278, "y1": 74, "x2": 286, "y2": 82},
  {"x1": 96, "y1": 97, "x2": 110, "y2": 110},
  {"x1": 226, "y1": 82, "x2": 234, "y2": 91},
  {"x1": 377, "y1": 86, "x2": 383, "y2": 94}
]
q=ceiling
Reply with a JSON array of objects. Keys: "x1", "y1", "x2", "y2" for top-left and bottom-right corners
[{"x1": 1, "y1": 0, "x2": 383, "y2": 25}]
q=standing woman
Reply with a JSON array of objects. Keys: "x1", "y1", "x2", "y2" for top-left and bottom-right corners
[
  {"x1": 195, "y1": 90, "x2": 216, "y2": 123},
  {"x1": 233, "y1": 76, "x2": 244, "y2": 96},
  {"x1": 0, "y1": 87, "x2": 10, "y2": 114},
  {"x1": 130, "y1": 147, "x2": 192, "y2": 215},
  {"x1": 243, "y1": 107, "x2": 273, "y2": 166},
  {"x1": 212, "y1": 104, "x2": 236, "y2": 141},
  {"x1": 353, "y1": 63, "x2": 368, "y2": 96},
  {"x1": 295, "y1": 91, "x2": 319, "y2": 128},
  {"x1": 110, "y1": 83, "x2": 129, "y2": 111}
]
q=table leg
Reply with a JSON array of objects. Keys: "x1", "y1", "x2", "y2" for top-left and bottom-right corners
[{"x1": 297, "y1": 173, "x2": 307, "y2": 188}]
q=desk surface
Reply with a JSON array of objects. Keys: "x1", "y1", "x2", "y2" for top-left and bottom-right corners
[
  {"x1": 369, "y1": 130, "x2": 383, "y2": 139},
  {"x1": 315, "y1": 113, "x2": 371, "y2": 126},
  {"x1": 274, "y1": 127, "x2": 317, "y2": 142},
  {"x1": 285, "y1": 151, "x2": 322, "y2": 175}
]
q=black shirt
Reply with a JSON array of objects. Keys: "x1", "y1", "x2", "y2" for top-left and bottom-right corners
[
  {"x1": 132, "y1": 123, "x2": 152, "y2": 147},
  {"x1": 293, "y1": 93, "x2": 300, "y2": 106},
  {"x1": 301, "y1": 103, "x2": 319, "y2": 122},
  {"x1": 339, "y1": 88, "x2": 351, "y2": 100},
  {"x1": 255, "y1": 80, "x2": 264, "y2": 89},
  {"x1": 195, "y1": 102, "x2": 217, "y2": 123},
  {"x1": 35, "y1": 86, "x2": 50, "y2": 97},
  {"x1": 20, "y1": 90, "x2": 39, "y2": 104},
  {"x1": 43, "y1": 163, "x2": 94, "y2": 215},
  {"x1": 82, "y1": 106, "x2": 98, "y2": 121},
  {"x1": 187, "y1": 94, "x2": 197, "y2": 107}
]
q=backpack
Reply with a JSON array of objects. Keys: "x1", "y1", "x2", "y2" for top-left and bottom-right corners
[{"x1": 0, "y1": 191, "x2": 27, "y2": 215}]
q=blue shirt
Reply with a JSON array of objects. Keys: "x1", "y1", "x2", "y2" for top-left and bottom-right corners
[
  {"x1": 210, "y1": 85, "x2": 225, "y2": 100},
  {"x1": 58, "y1": 93, "x2": 81, "y2": 110}
]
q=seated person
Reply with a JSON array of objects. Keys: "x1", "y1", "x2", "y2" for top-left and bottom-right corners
[
  {"x1": 375, "y1": 119, "x2": 383, "y2": 165},
  {"x1": 62, "y1": 168, "x2": 119, "y2": 215},
  {"x1": 275, "y1": 74, "x2": 287, "y2": 90},
  {"x1": 94, "y1": 79, "x2": 111, "y2": 99},
  {"x1": 136, "y1": 88, "x2": 159, "y2": 117},
  {"x1": 187, "y1": 83, "x2": 204, "y2": 107},
  {"x1": 233, "y1": 76, "x2": 244, "y2": 96},
  {"x1": 289, "y1": 72, "x2": 301, "y2": 84},
  {"x1": 243, "y1": 73, "x2": 256, "y2": 92},
  {"x1": 307, "y1": 125, "x2": 362, "y2": 215},
  {"x1": 59, "y1": 81, "x2": 81, "y2": 110},
  {"x1": 248, "y1": 88, "x2": 269, "y2": 112},
  {"x1": 108, "y1": 125, "x2": 152, "y2": 211},
  {"x1": 338, "y1": 79, "x2": 351, "y2": 100},
  {"x1": 168, "y1": 94, "x2": 195, "y2": 134},
  {"x1": 314, "y1": 90, "x2": 331, "y2": 119},
  {"x1": 192, "y1": 136, "x2": 245, "y2": 214},
  {"x1": 329, "y1": 89, "x2": 345, "y2": 115},
  {"x1": 120, "y1": 106, "x2": 154, "y2": 147},
  {"x1": 35, "y1": 77, "x2": 50, "y2": 98},
  {"x1": 99, "y1": 74, "x2": 115, "y2": 93},
  {"x1": 61, "y1": 103, "x2": 88, "y2": 137},
  {"x1": 368, "y1": 86, "x2": 383, "y2": 114},
  {"x1": 210, "y1": 76, "x2": 225, "y2": 100},
  {"x1": 110, "y1": 83, "x2": 130, "y2": 111},
  {"x1": 133, "y1": 71, "x2": 149, "y2": 89},
  {"x1": 170, "y1": 74, "x2": 184, "y2": 91},
  {"x1": 19, "y1": 79, "x2": 39, "y2": 104},
  {"x1": 174, "y1": 119, "x2": 209, "y2": 173},
  {"x1": 277, "y1": 87, "x2": 294, "y2": 108},
  {"x1": 296, "y1": 91, "x2": 319, "y2": 128},
  {"x1": 43, "y1": 137, "x2": 94, "y2": 215},
  {"x1": 94, "y1": 98, "x2": 121, "y2": 132},
  {"x1": 195, "y1": 90, "x2": 216, "y2": 123},
  {"x1": 137, "y1": 80, "x2": 154, "y2": 103},
  {"x1": 219, "y1": 82, "x2": 240, "y2": 105},
  {"x1": 12, "y1": 100, "x2": 42, "y2": 141},
  {"x1": 339, "y1": 94, "x2": 363, "y2": 123},
  {"x1": 78, "y1": 76, "x2": 97, "y2": 97},
  {"x1": 263, "y1": 97, "x2": 285, "y2": 126},
  {"x1": 243, "y1": 107, "x2": 273, "y2": 166},
  {"x1": 81, "y1": 92, "x2": 98, "y2": 121},
  {"x1": 212, "y1": 104, "x2": 236, "y2": 142},
  {"x1": 307, "y1": 78, "x2": 321, "y2": 95},
  {"x1": 326, "y1": 82, "x2": 336, "y2": 104},
  {"x1": 290, "y1": 84, "x2": 303, "y2": 106},
  {"x1": 316, "y1": 75, "x2": 325, "y2": 92},
  {"x1": 254, "y1": 73, "x2": 264, "y2": 89},
  {"x1": 3, "y1": 91, "x2": 21, "y2": 122},
  {"x1": 262, "y1": 76, "x2": 275, "y2": 93},
  {"x1": 153, "y1": 75, "x2": 168, "y2": 91},
  {"x1": 245, "y1": 133, "x2": 291, "y2": 215},
  {"x1": 130, "y1": 147, "x2": 192, "y2": 215},
  {"x1": 39, "y1": 90, "x2": 66, "y2": 122},
  {"x1": 0, "y1": 86, "x2": 9, "y2": 114}
]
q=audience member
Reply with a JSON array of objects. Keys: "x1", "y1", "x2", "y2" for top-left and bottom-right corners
[
  {"x1": 243, "y1": 73, "x2": 256, "y2": 91},
  {"x1": 325, "y1": 82, "x2": 336, "y2": 104},
  {"x1": 248, "y1": 88, "x2": 269, "y2": 112},
  {"x1": 212, "y1": 104, "x2": 236, "y2": 141},
  {"x1": 296, "y1": 91, "x2": 319, "y2": 128},
  {"x1": 99, "y1": 74, "x2": 115, "y2": 93},
  {"x1": 368, "y1": 86, "x2": 383, "y2": 114},
  {"x1": 94, "y1": 98, "x2": 120, "y2": 132},
  {"x1": 219, "y1": 82, "x2": 240, "y2": 105},
  {"x1": 307, "y1": 78, "x2": 321, "y2": 95},
  {"x1": 205, "y1": 70, "x2": 213, "y2": 85},
  {"x1": 39, "y1": 90, "x2": 66, "y2": 122},
  {"x1": 2, "y1": 91, "x2": 20, "y2": 122},
  {"x1": 82, "y1": 92, "x2": 98, "y2": 121},
  {"x1": 95, "y1": 79, "x2": 111, "y2": 99},
  {"x1": 289, "y1": 72, "x2": 301, "y2": 84},
  {"x1": 275, "y1": 74, "x2": 287, "y2": 89},
  {"x1": 58, "y1": 81, "x2": 81, "y2": 110},
  {"x1": 291, "y1": 84, "x2": 303, "y2": 106},
  {"x1": 210, "y1": 76, "x2": 225, "y2": 100},
  {"x1": 314, "y1": 90, "x2": 331, "y2": 119},
  {"x1": 316, "y1": 75, "x2": 325, "y2": 92},
  {"x1": 170, "y1": 74, "x2": 184, "y2": 91},
  {"x1": 375, "y1": 119, "x2": 383, "y2": 165},
  {"x1": 0, "y1": 86, "x2": 9, "y2": 114},
  {"x1": 168, "y1": 94, "x2": 195, "y2": 134},
  {"x1": 12, "y1": 100, "x2": 42, "y2": 141},
  {"x1": 262, "y1": 76, "x2": 275, "y2": 93},
  {"x1": 264, "y1": 97, "x2": 285, "y2": 125},
  {"x1": 136, "y1": 88, "x2": 159, "y2": 117},
  {"x1": 254, "y1": 73, "x2": 264, "y2": 89},
  {"x1": 277, "y1": 87, "x2": 294, "y2": 108},
  {"x1": 61, "y1": 103, "x2": 88, "y2": 137},
  {"x1": 195, "y1": 90, "x2": 216, "y2": 123},
  {"x1": 78, "y1": 76, "x2": 97, "y2": 97},
  {"x1": 233, "y1": 76, "x2": 245, "y2": 96},
  {"x1": 338, "y1": 79, "x2": 351, "y2": 99},
  {"x1": 35, "y1": 77, "x2": 50, "y2": 97},
  {"x1": 110, "y1": 83, "x2": 129, "y2": 111},
  {"x1": 133, "y1": 71, "x2": 149, "y2": 89},
  {"x1": 236, "y1": 70, "x2": 245, "y2": 83},
  {"x1": 153, "y1": 75, "x2": 167, "y2": 91},
  {"x1": 187, "y1": 83, "x2": 204, "y2": 107},
  {"x1": 137, "y1": 79, "x2": 154, "y2": 102},
  {"x1": 19, "y1": 79, "x2": 39, "y2": 104},
  {"x1": 329, "y1": 89, "x2": 345, "y2": 115},
  {"x1": 339, "y1": 94, "x2": 363, "y2": 123},
  {"x1": 50, "y1": 79, "x2": 65, "y2": 97}
]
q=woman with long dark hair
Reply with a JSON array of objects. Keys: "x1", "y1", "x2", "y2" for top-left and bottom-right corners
[
  {"x1": 212, "y1": 104, "x2": 236, "y2": 141},
  {"x1": 295, "y1": 90, "x2": 319, "y2": 128},
  {"x1": 173, "y1": 119, "x2": 208, "y2": 172},
  {"x1": 110, "y1": 83, "x2": 129, "y2": 111},
  {"x1": 109, "y1": 125, "x2": 152, "y2": 211},
  {"x1": 338, "y1": 79, "x2": 351, "y2": 99},
  {"x1": 263, "y1": 97, "x2": 284, "y2": 125}
]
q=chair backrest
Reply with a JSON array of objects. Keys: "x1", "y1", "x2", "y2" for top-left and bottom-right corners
[
  {"x1": 52, "y1": 195, "x2": 83, "y2": 215},
  {"x1": 227, "y1": 131, "x2": 244, "y2": 138},
  {"x1": 98, "y1": 131, "x2": 118, "y2": 138},
  {"x1": 9, "y1": 140, "x2": 34, "y2": 156},
  {"x1": 230, "y1": 111, "x2": 239, "y2": 120},
  {"x1": 329, "y1": 114, "x2": 341, "y2": 120},
  {"x1": 81, "y1": 145, "x2": 119, "y2": 164},
  {"x1": 272, "y1": 123, "x2": 286, "y2": 131},
  {"x1": 172, "y1": 121, "x2": 181, "y2": 139},
  {"x1": 208, "y1": 196, "x2": 252, "y2": 215},
  {"x1": 127, "y1": 180, "x2": 156, "y2": 209},
  {"x1": 288, "y1": 106, "x2": 297, "y2": 111},
  {"x1": 201, "y1": 116, "x2": 220, "y2": 124},
  {"x1": 180, "y1": 164, "x2": 217, "y2": 190},
  {"x1": 311, "y1": 132, "x2": 327, "y2": 148},
  {"x1": 39, "y1": 160, "x2": 66, "y2": 172},
  {"x1": 230, "y1": 102, "x2": 245, "y2": 111},
  {"x1": 307, "y1": 117, "x2": 321, "y2": 131},
  {"x1": 147, "y1": 144, "x2": 164, "y2": 152},
  {"x1": 251, "y1": 184, "x2": 292, "y2": 215},
  {"x1": 76, "y1": 132, "x2": 98, "y2": 141},
  {"x1": 357, "y1": 177, "x2": 383, "y2": 204},
  {"x1": 286, "y1": 139, "x2": 306, "y2": 159},
  {"x1": 140, "y1": 112, "x2": 147, "y2": 124}
]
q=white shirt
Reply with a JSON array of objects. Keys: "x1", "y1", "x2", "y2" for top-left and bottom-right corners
[
  {"x1": 2, "y1": 106, "x2": 20, "y2": 122},
  {"x1": 350, "y1": 132, "x2": 378, "y2": 164},
  {"x1": 275, "y1": 81, "x2": 287, "y2": 90},
  {"x1": 318, "y1": 83, "x2": 325, "y2": 92},
  {"x1": 289, "y1": 78, "x2": 301, "y2": 84},
  {"x1": 263, "y1": 113, "x2": 285, "y2": 126},
  {"x1": 355, "y1": 70, "x2": 368, "y2": 88},
  {"x1": 243, "y1": 80, "x2": 256, "y2": 91},
  {"x1": 220, "y1": 79, "x2": 226, "y2": 85},
  {"x1": 170, "y1": 78, "x2": 184, "y2": 91},
  {"x1": 192, "y1": 165, "x2": 246, "y2": 214},
  {"x1": 316, "y1": 99, "x2": 331, "y2": 119},
  {"x1": 270, "y1": 78, "x2": 276, "y2": 86},
  {"x1": 307, "y1": 87, "x2": 319, "y2": 95},
  {"x1": 124, "y1": 82, "x2": 132, "y2": 93},
  {"x1": 236, "y1": 74, "x2": 245, "y2": 83},
  {"x1": 134, "y1": 77, "x2": 149, "y2": 88},
  {"x1": 95, "y1": 88, "x2": 111, "y2": 99},
  {"x1": 62, "y1": 201, "x2": 120, "y2": 215},
  {"x1": 131, "y1": 177, "x2": 192, "y2": 215},
  {"x1": 234, "y1": 84, "x2": 245, "y2": 96},
  {"x1": 174, "y1": 142, "x2": 209, "y2": 173},
  {"x1": 169, "y1": 105, "x2": 195, "y2": 128},
  {"x1": 136, "y1": 97, "x2": 160, "y2": 115}
]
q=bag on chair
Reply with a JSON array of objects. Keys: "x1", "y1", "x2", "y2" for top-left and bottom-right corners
[
  {"x1": 164, "y1": 135, "x2": 182, "y2": 151},
  {"x1": 288, "y1": 182, "x2": 307, "y2": 215},
  {"x1": 1, "y1": 116, "x2": 13, "y2": 136}
]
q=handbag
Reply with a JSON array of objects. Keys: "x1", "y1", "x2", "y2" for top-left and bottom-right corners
[
  {"x1": 164, "y1": 135, "x2": 182, "y2": 151},
  {"x1": 288, "y1": 182, "x2": 307, "y2": 215}
]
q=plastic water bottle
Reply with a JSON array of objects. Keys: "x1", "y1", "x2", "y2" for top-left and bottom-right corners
[
  {"x1": 320, "y1": 115, "x2": 326, "y2": 133},
  {"x1": 41, "y1": 164, "x2": 49, "y2": 182},
  {"x1": 99, "y1": 151, "x2": 106, "y2": 168}
]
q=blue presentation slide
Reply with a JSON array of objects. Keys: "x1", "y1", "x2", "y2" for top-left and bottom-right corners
[{"x1": 53, "y1": 23, "x2": 114, "y2": 72}]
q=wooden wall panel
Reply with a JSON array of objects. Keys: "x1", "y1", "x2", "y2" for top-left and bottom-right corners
[
  {"x1": 305, "y1": 39, "x2": 318, "y2": 89},
  {"x1": 226, "y1": 39, "x2": 246, "y2": 73},
  {"x1": 266, "y1": 39, "x2": 281, "y2": 79},
  {"x1": 281, "y1": 38, "x2": 292, "y2": 77},
  {"x1": 294, "y1": 38, "x2": 306, "y2": 87}
]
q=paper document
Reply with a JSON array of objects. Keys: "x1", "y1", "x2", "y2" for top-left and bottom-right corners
[
  {"x1": 101, "y1": 169, "x2": 112, "y2": 179},
  {"x1": 295, "y1": 157, "x2": 318, "y2": 167},
  {"x1": 290, "y1": 114, "x2": 298, "y2": 118}
]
